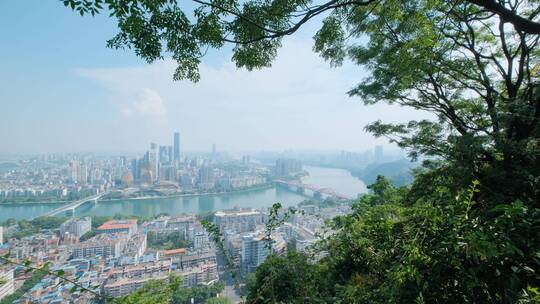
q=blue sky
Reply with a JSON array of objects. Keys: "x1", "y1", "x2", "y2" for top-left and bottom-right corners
[{"x1": 0, "y1": 0, "x2": 429, "y2": 155}]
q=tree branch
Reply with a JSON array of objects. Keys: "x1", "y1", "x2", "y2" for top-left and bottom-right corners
[{"x1": 465, "y1": 0, "x2": 540, "y2": 34}]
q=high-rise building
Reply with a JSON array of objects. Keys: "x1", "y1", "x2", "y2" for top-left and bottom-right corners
[
  {"x1": 167, "y1": 145, "x2": 173, "y2": 163},
  {"x1": 0, "y1": 226, "x2": 3, "y2": 245},
  {"x1": 150, "y1": 143, "x2": 159, "y2": 181},
  {"x1": 241, "y1": 232, "x2": 271, "y2": 273},
  {"x1": 198, "y1": 166, "x2": 213, "y2": 184},
  {"x1": 77, "y1": 164, "x2": 88, "y2": 184},
  {"x1": 131, "y1": 159, "x2": 140, "y2": 181},
  {"x1": 71, "y1": 160, "x2": 78, "y2": 182},
  {"x1": 159, "y1": 146, "x2": 168, "y2": 163},
  {"x1": 275, "y1": 158, "x2": 302, "y2": 176},
  {"x1": 212, "y1": 143, "x2": 217, "y2": 155},
  {"x1": 174, "y1": 132, "x2": 180, "y2": 161}
]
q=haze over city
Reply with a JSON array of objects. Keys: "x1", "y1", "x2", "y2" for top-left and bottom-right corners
[
  {"x1": 0, "y1": 0, "x2": 429, "y2": 155},
  {"x1": 1, "y1": 0, "x2": 536, "y2": 303}
]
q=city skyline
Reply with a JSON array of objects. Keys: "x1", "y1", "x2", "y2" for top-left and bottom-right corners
[
  {"x1": 0, "y1": 129, "x2": 399, "y2": 157},
  {"x1": 0, "y1": 0, "x2": 431, "y2": 155}
]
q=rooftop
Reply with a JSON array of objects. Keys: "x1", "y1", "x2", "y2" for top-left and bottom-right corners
[
  {"x1": 163, "y1": 248, "x2": 186, "y2": 255},
  {"x1": 214, "y1": 209, "x2": 261, "y2": 217},
  {"x1": 97, "y1": 219, "x2": 137, "y2": 231}
]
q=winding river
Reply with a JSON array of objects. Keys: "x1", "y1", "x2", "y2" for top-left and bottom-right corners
[{"x1": 0, "y1": 166, "x2": 367, "y2": 221}]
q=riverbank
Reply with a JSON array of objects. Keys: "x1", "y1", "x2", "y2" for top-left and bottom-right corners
[
  {"x1": 94, "y1": 183, "x2": 276, "y2": 202},
  {"x1": 0, "y1": 184, "x2": 276, "y2": 206},
  {"x1": 0, "y1": 166, "x2": 365, "y2": 221},
  {"x1": 0, "y1": 200, "x2": 68, "y2": 205}
]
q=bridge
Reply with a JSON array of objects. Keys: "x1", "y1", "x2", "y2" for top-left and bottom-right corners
[
  {"x1": 274, "y1": 180, "x2": 352, "y2": 200},
  {"x1": 36, "y1": 191, "x2": 110, "y2": 219}
]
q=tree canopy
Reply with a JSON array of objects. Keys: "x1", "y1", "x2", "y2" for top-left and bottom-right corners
[
  {"x1": 62, "y1": 0, "x2": 540, "y2": 207},
  {"x1": 58, "y1": 0, "x2": 540, "y2": 303}
]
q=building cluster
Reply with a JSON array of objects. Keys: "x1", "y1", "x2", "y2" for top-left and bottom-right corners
[
  {"x1": 0, "y1": 133, "x2": 309, "y2": 204},
  {"x1": 0, "y1": 215, "x2": 219, "y2": 303},
  {"x1": 274, "y1": 158, "x2": 303, "y2": 177},
  {"x1": 212, "y1": 203, "x2": 350, "y2": 275},
  {"x1": 0, "y1": 154, "x2": 123, "y2": 202},
  {"x1": 129, "y1": 133, "x2": 269, "y2": 194},
  {"x1": 0, "y1": 200, "x2": 353, "y2": 303}
]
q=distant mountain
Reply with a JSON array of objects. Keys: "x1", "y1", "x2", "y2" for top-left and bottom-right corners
[{"x1": 351, "y1": 159, "x2": 417, "y2": 187}]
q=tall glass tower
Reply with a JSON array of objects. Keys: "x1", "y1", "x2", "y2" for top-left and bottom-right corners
[{"x1": 174, "y1": 132, "x2": 180, "y2": 161}]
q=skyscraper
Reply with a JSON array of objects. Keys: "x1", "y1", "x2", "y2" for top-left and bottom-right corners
[
  {"x1": 71, "y1": 161, "x2": 78, "y2": 182},
  {"x1": 159, "y1": 146, "x2": 168, "y2": 162},
  {"x1": 150, "y1": 143, "x2": 158, "y2": 181},
  {"x1": 174, "y1": 132, "x2": 180, "y2": 161},
  {"x1": 167, "y1": 145, "x2": 173, "y2": 162}
]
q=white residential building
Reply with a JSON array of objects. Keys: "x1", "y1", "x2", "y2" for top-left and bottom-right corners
[
  {"x1": 213, "y1": 209, "x2": 265, "y2": 233},
  {"x1": 72, "y1": 233, "x2": 128, "y2": 259},
  {"x1": 60, "y1": 217, "x2": 92, "y2": 238},
  {"x1": 0, "y1": 267, "x2": 15, "y2": 301}
]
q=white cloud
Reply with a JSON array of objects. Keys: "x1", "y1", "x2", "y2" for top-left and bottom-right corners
[
  {"x1": 77, "y1": 38, "x2": 431, "y2": 152},
  {"x1": 120, "y1": 88, "x2": 168, "y2": 124}
]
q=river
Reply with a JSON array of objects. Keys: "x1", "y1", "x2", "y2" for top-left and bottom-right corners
[{"x1": 0, "y1": 166, "x2": 367, "y2": 222}]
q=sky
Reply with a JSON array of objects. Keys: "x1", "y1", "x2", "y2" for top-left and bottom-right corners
[{"x1": 0, "y1": 0, "x2": 430, "y2": 155}]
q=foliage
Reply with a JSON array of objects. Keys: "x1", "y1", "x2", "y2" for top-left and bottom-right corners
[
  {"x1": 79, "y1": 230, "x2": 97, "y2": 241},
  {"x1": 172, "y1": 282, "x2": 225, "y2": 304},
  {"x1": 49, "y1": 0, "x2": 540, "y2": 302},
  {"x1": 112, "y1": 278, "x2": 173, "y2": 304},
  {"x1": 349, "y1": 159, "x2": 417, "y2": 186},
  {"x1": 245, "y1": 251, "x2": 322, "y2": 304},
  {"x1": 264, "y1": 202, "x2": 299, "y2": 250},
  {"x1": 91, "y1": 216, "x2": 113, "y2": 228},
  {"x1": 61, "y1": 0, "x2": 540, "y2": 82},
  {"x1": 201, "y1": 220, "x2": 238, "y2": 284},
  {"x1": 0, "y1": 267, "x2": 48, "y2": 304},
  {"x1": 246, "y1": 178, "x2": 540, "y2": 303},
  {"x1": 6, "y1": 216, "x2": 67, "y2": 239},
  {"x1": 61, "y1": 0, "x2": 539, "y2": 209},
  {"x1": 147, "y1": 231, "x2": 192, "y2": 250},
  {"x1": 356, "y1": 175, "x2": 409, "y2": 206},
  {"x1": 113, "y1": 275, "x2": 225, "y2": 304},
  {"x1": 205, "y1": 297, "x2": 232, "y2": 304},
  {"x1": 298, "y1": 198, "x2": 348, "y2": 209}
]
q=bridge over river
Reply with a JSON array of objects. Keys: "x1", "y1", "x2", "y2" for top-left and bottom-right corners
[
  {"x1": 32, "y1": 191, "x2": 110, "y2": 220},
  {"x1": 274, "y1": 180, "x2": 352, "y2": 200}
]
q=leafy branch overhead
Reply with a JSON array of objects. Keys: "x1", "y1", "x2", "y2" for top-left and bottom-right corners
[
  {"x1": 61, "y1": 0, "x2": 540, "y2": 209},
  {"x1": 62, "y1": 0, "x2": 540, "y2": 82}
]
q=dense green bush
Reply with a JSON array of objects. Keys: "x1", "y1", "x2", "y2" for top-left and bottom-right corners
[{"x1": 246, "y1": 177, "x2": 540, "y2": 303}]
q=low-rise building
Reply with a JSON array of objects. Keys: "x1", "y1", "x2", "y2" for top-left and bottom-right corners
[
  {"x1": 97, "y1": 219, "x2": 138, "y2": 236},
  {"x1": 181, "y1": 263, "x2": 219, "y2": 287},
  {"x1": 60, "y1": 217, "x2": 92, "y2": 238},
  {"x1": 72, "y1": 233, "x2": 129, "y2": 259},
  {"x1": 103, "y1": 261, "x2": 172, "y2": 298},
  {"x1": 161, "y1": 248, "x2": 186, "y2": 263},
  {"x1": 214, "y1": 209, "x2": 265, "y2": 233},
  {"x1": 0, "y1": 267, "x2": 15, "y2": 301}
]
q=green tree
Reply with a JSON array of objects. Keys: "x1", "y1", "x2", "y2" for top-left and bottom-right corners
[
  {"x1": 54, "y1": 1, "x2": 540, "y2": 303},
  {"x1": 205, "y1": 297, "x2": 232, "y2": 304},
  {"x1": 62, "y1": 0, "x2": 539, "y2": 207},
  {"x1": 113, "y1": 279, "x2": 172, "y2": 304},
  {"x1": 245, "y1": 251, "x2": 323, "y2": 303},
  {"x1": 0, "y1": 267, "x2": 49, "y2": 304},
  {"x1": 248, "y1": 179, "x2": 540, "y2": 303},
  {"x1": 172, "y1": 282, "x2": 225, "y2": 304}
]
